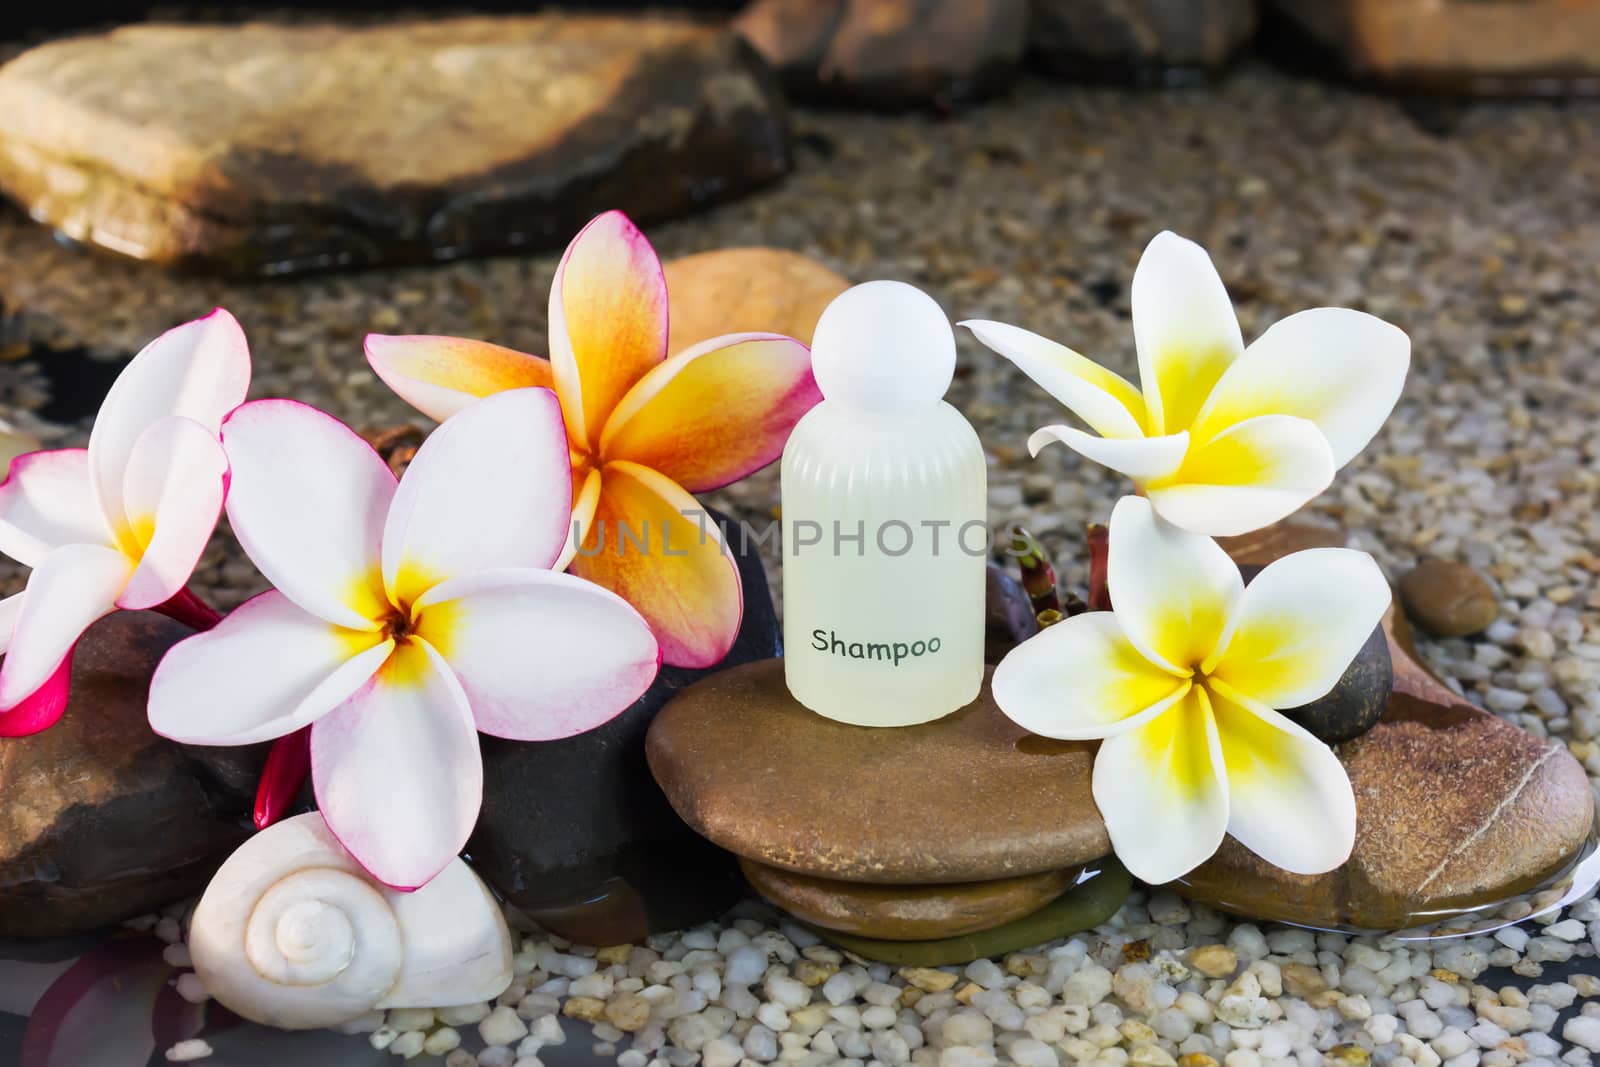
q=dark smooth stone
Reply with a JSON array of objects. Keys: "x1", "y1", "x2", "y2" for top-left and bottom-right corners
[
  {"x1": 984, "y1": 563, "x2": 1039, "y2": 665},
  {"x1": 0, "y1": 613, "x2": 264, "y2": 938},
  {"x1": 811, "y1": 859, "x2": 1131, "y2": 966},
  {"x1": 735, "y1": 0, "x2": 1028, "y2": 111},
  {"x1": 469, "y1": 509, "x2": 778, "y2": 940},
  {"x1": 0, "y1": 17, "x2": 789, "y2": 276},
  {"x1": 1282, "y1": 622, "x2": 1392, "y2": 744}
]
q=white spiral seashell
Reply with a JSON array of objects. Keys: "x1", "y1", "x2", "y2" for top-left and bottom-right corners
[{"x1": 188, "y1": 812, "x2": 513, "y2": 1030}]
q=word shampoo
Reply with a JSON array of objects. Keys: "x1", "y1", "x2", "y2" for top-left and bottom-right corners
[{"x1": 781, "y1": 281, "x2": 987, "y2": 727}]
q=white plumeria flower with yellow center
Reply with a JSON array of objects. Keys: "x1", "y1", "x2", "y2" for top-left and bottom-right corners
[
  {"x1": 0, "y1": 309, "x2": 248, "y2": 734},
  {"x1": 148, "y1": 388, "x2": 660, "y2": 890},
  {"x1": 993, "y1": 496, "x2": 1391, "y2": 885},
  {"x1": 964, "y1": 231, "x2": 1410, "y2": 536}
]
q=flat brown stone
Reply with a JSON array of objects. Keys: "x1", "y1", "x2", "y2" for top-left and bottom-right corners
[
  {"x1": 1174, "y1": 525, "x2": 1596, "y2": 930},
  {"x1": 646, "y1": 660, "x2": 1109, "y2": 884},
  {"x1": 0, "y1": 17, "x2": 789, "y2": 275},
  {"x1": 663, "y1": 248, "x2": 850, "y2": 356},
  {"x1": 741, "y1": 858, "x2": 1080, "y2": 940}
]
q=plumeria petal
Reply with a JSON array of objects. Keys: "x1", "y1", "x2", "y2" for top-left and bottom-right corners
[
  {"x1": 116, "y1": 417, "x2": 229, "y2": 610},
  {"x1": 364, "y1": 334, "x2": 554, "y2": 425},
  {"x1": 1192, "y1": 308, "x2": 1410, "y2": 467},
  {"x1": 381, "y1": 388, "x2": 571, "y2": 608},
  {"x1": 558, "y1": 465, "x2": 604, "y2": 574},
  {"x1": 599, "y1": 333, "x2": 820, "y2": 493},
  {"x1": 0, "y1": 645, "x2": 74, "y2": 737},
  {"x1": 311, "y1": 639, "x2": 482, "y2": 890},
  {"x1": 0, "y1": 591, "x2": 19, "y2": 654},
  {"x1": 1131, "y1": 232, "x2": 1244, "y2": 435},
  {"x1": 148, "y1": 591, "x2": 393, "y2": 746},
  {"x1": 1028, "y1": 425, "x2": 1189, "y2": 483},
  {"x1": 0, "y1": 449, "x2": 110, "y2": 566},
  {"x1": 1094, "y1": 685, "x2": 1229, "y2": 885},
  {"x1": 568, "y1": 461, "x2": 740, "y2": 669},
  {"x1": 1143, "y1": 414, "x2": 1335, "y2": 537},
  {"x1": 548, "y1": 211, "x2": 669, "y2": 451},
  {"x1": 0, "y1": 590, "x2": 73, "y2": 736},
  {"x1": 223, "y1": 401, "x2": 395, "y2": 630},
  {"x1": 1106, "y1": 495, "x2": 1241, "y2": 676},
  {"x1": 993, "y1": 611, "x2": 1191, "y2": 739},
  {"x1": 1207, "y1": 547, "x2": 1391, "y2": 707},
  {"x1": 1208, "y1": 680, "x2": 1357, "y2": 875},
  {"x1": 413, "y1": 568, "x2": 659, "y2": 741},
  {"x1": 962, "y1": 320, "x2": 1146, "y2": 439},
  {"x1": 88, "y1": 308, "x2": 250, "y2": 536},
  {"x1": 0, "y1": 543, "x2": 130, "y2": 709}
]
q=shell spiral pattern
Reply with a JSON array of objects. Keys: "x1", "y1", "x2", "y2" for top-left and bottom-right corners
[{"x1": 189, "y1": 812, "x2": 512, "y2": 1030}]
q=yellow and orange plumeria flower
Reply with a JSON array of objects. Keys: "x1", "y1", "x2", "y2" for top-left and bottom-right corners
[
  {"x1": 994, "y1": 496, "x2": 1389, "y2": 885},
  {"x1": 366, "y1": 211, "x2": 820, "y2": 668},
  {"x1": 964, "y1": 231, "x2": 1411, "y2": 536}
]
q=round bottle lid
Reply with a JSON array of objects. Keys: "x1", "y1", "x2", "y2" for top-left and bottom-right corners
[{"x1": 809, "y1": 280, "x2": 956, "y2": 412}]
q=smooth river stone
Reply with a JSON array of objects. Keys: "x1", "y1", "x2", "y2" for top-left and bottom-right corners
[
  {"x1": 1174, "y1": 527, "x2": 1596, "y2": 930},
  {"x1": 741, "y1": 858, "x2": 1081, "y2": 940},
  {"x1": 0, "y1": 613, "x2": 264, "y2": 938},
  {"x1": 663, "y1": 248, "x2": 850, "y2": 356},
  {"x1": 1398, "y1": 558, "x2": 1500, "y2": 637},
  {"x1": 0, "y1": 17, "x2": 789, "y2": 276},
  {"x1": 469, "y1": 510, "x2": 778, "y2": 944},
  {"x1": 813, "y1": 859, "x2": 1132, "y2": 967},
  {"x1": 646, "y1": 660, "x2": 1110, "y2": 884}
]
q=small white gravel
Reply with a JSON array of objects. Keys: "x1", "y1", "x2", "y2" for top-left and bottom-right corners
[{"x1": 163, "y1": 1039, "x2": 213, "y2": 1062}]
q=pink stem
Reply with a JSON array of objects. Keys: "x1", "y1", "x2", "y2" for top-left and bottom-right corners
[
  {"x1": 153, "y1": 587, "x2": 223, "y2": 633},
  {"x1": 254, "y1": 727, "x2": 311, "y2": 830}
]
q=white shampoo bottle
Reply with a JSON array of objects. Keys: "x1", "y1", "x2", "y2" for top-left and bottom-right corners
[{"x1": 781, "y1": 281, "x2": 987, "y2": 727}]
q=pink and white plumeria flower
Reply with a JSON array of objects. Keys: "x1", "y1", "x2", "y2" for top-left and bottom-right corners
[
  {"x1": 0, "y1": 309, "x2": 249, "y2": 735},
  {"x1": 148, "y1": 388, "x2": 660, "y2": 890},
  {"x1": 964, "y1": 231, "x2": 1411, "y2": 536}
]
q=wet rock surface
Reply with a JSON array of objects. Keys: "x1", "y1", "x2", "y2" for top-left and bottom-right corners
[
  {"x1": 0, "y1": 613, "x2": 263, "y2": 938},
  {"x1": 468, "y1": 510, "x2": 779, "y2": 944},
  {"x1": 0, "y1": 16, "x2": 790, "y2": 276},
  {"x1": 736, "y1": 0, "x2": 1028, "y2": 110}
]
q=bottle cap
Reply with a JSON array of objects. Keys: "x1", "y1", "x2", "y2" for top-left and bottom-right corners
[{"x1": 809, "y1": 281, "x2": 956, "y2": 412}]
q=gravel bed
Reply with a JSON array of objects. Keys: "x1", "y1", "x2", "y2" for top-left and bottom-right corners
[{"x1": 4, "y1": 57, "x2": 1598, "y2": 1065}]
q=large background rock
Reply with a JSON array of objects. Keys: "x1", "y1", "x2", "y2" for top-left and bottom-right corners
[
  {"x1": 735, "y1": 0, "x2": 1029, "y2": 110},
  {"x1": 467, "y1": 511, "x2": 779, "y2": 942},
  {"x1": 0, "y1": 613, "x2": 263, "y2": 938},
  {"x1": 1269, "y1": 0, "x2": 1600, "y2": 93},
  {"x1": 0, "y1": 16, "x2": 791, "y2": 276},
  {"x1": 1029, "y1": 0, "x2": 1258, "y2": 80}
]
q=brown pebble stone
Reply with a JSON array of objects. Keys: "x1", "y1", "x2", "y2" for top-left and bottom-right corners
[
  {"x1": 742, "y1": 858, "x2": 1080, "y2": 941},
  {"x1": 1188, "y1": 944, "x2": 1239, "y2": 979},
  {"x1": 1398, "y1": 558, "x2": 1500, "y2": 637},
  {"x1": 646, "y1": 660, "x2": 1109, "y2": 884},
  {"x1": 663, "y1": 247, "x2": 850, "y2": 355}
]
